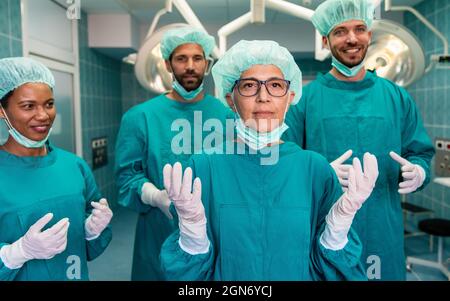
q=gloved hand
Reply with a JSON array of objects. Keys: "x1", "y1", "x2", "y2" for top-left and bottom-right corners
[
  {"x1": 85, "y1": 198, "x2": 113, "y2": 241},
  {"x1": 163, "y1": 162, "x2": 209, "y2": 255},
  {"x1": 0, "y1": 213, "x2": 69, "y2": 269},
  {"x1": 389, "y1": 151, "x2": 426, "y2": 194},
  {"x1": 141, "y1": 182, "x2": 173, "y2": 219},
  {"x1": 321, "y1": 153, "x2": 379, "y2": 250},
  {"x1": 330, "y1": 149, "x2": 353, "y2": 190}
]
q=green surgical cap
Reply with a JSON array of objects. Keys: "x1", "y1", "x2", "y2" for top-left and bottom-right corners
[
  {"x1": 212, "y1": 40, "x2": 302, "y2": 105},
  {"x1": 0, "y1": 57, "x2": 55, "y2": 101},
  {"x1": 312, "y1": 0, "x2": 375, "y2": 36},
  {"x1": 160, "y1": 26, "x2": 216, "y2": 60}
]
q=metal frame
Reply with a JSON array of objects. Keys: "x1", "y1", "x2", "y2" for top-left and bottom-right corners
[
  {"x1": 404, "y1": 179, "x2": 450, "y2": 280},
  {"x1": 402, "y1": 195, "x2": 434, "y2": 252},
  {"x1": 385, "y1": 0, "x2": 449, "y2": 72},
  {"x1": 407, "y1": 237, "x2": 450, "y2": 281}
]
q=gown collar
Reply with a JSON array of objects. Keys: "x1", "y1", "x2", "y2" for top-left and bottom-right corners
[
  {"x1": 0, "y1": 141, "x2": 57, "y2": 168},
  {"x1": 317, "y1": 70, "x2": 378, "y2": 90},
  {"x1": 162, "y1": 93, "x2": 213, "y2": 110},
  {"x1": 230, "y1": 140, "x2": 299, "y2": 164}
]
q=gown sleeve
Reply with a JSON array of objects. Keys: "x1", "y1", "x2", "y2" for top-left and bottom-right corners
[
  {"x1": 78, "y1": 159, "x2": 112, "y2": 261},
  {"x1": 398, "y1": 87, "x2": 435, "y2": 190},
  {"x1": 114, "y1": 110, "x2": 153, "y2": 213},
  {"x1": 160, "y1": 156, "x2": 215, "y2": 280},
  {"x1": 309, "y1": 154, "x2": 367, "y2": 281}
]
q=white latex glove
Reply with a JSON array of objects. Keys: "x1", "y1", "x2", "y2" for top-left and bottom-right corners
[
  {"x1": 321, "y1": 153, "x2": 379, "y2": 250},
  {"x1": 389, "y1": 151, "x2": 426, "y2": 194},
  {"x1": 0, "y1": 213, "x2": 69, "y2": 269},
  {"x1": 163, "y1": 162, "x2": 209, "y2": 255},
  {"x1": 330, "y1": 150, "x2": 353, "y2": 190},
  {"x1": 141, "y1": 182, "x2": 173, "y2": 219},
  {"x1": 85, "y1": 198, "x2": 113, "y2": 241}
]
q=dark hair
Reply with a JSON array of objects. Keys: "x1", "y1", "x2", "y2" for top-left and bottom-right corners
[{"x1": 0, "y1": 90, "x2": 14, "y2": 108}]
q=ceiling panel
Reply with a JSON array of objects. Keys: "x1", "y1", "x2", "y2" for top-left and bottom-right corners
[
  {"x1": 191, "y1": 7, "x2": 230, "y2": 24},
  {"x1": 119, "y1": 0, "x2": 165, "y2": 10},
  {"x1": 295, "y1": 0, "x2": 425, "y2": 9},
  {"x1": 186, "y1": 0, "x2": 251, "y2": 8},
  {"x1": 80, "y1": 0, "x2": 127, "y2": 13},
  {"x1": 133, "y1": 9, "x2": 183, "y2": 25}
]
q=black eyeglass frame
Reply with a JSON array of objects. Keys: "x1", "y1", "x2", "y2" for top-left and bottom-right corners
[{"x1": 231, "y1": 78, "x2": 291, "y2": 97}]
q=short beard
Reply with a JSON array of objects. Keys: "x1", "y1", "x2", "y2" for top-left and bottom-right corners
[
  {"x1": 173, "y1": 73, "x2": 204, "y2": 91},
  {"x1": 169, "y1": 60, "x2": 205, "y2": 92}
]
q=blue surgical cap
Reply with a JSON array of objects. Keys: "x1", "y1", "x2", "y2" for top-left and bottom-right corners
[
  {"x1": 212, "y1": 40, "x2": 302, "y2": 105},
  {"x1": 160, "y1": 26, "x2": 216, "y2": 60},
  {"x1": 312, "y1": 0, "x2": 375, "y2": 36},
  {"x1": 0, "y1": 57, "x2": 55, "y2": 101}
]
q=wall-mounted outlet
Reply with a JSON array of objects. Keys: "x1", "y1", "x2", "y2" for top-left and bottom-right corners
[
  {"x1": 92, "y1": 137, "x2": 108, "y2": 170},
  {"x1": 435, "y1": 137, "x2": 450, "y2": 177}
]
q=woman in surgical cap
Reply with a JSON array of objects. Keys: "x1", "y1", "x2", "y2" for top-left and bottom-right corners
[
  {"x1": 0, "y1": 57, "x2": 112, "y2": 280},
  {"x1": 160, "y1": 40, "x2": 379, "y2": 280}
]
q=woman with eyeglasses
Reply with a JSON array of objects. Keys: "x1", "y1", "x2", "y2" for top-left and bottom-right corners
[
  {"x1": 160, "y1": 40, "x2": 379, "y2": 280},
  {"x1": 0, "y1": 57, "x2": 112, "y2": 280}
]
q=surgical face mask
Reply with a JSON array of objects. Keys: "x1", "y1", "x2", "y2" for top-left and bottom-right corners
[
  {"x1": 0, "y1": 105, "x2": 52, "y2": 148},
  {"x1": 235, "y1": 116, "x2": 289, "y2": 151},
  {"x1": 331, "y1": 54, "x2": 365, "y2": 77},
  {"x1": 172, "y1": 79, "x2": 204, "y2": 101},
  {"x1": 232, "y1": 95, "x2": 290, "y2": 151}
]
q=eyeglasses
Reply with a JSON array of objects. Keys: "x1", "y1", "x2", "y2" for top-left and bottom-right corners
[{"x1": 233, "y1": 78, "x2": 291, "y2": 97}]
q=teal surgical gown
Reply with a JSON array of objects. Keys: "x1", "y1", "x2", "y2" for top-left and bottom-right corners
[
  {"x1": 0, "y1": 143, "x2": 112, "y2": 281},
  {"x1": 161, "y1": 141, "x2": 366, "y2": 280},
  {"x1": 283, "y1": 71, "x2": 435, "y2": 280},
  {"x1": 115, "y1": 94, "x2": 232, "y2": 280}
]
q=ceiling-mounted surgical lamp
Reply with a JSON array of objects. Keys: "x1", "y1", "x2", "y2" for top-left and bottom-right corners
[
  {"x1": 124, "y1": 0, "x2": 219, "y2": 94},
  {"x1": 365, "y1": 19, "x2": 425, "y2": 87},
  {"x1": 218, "y1": 0, "x2": 425, "y2": 87},
  {"x1": 384, "y1": 0, "x2": 450, "y2": 72},
  {"x1": 134, "y1": 23, "x2": 187, "y2": 94},
  {"x1": 130, "y1": 0, "x2": 314, "y2": 93}
]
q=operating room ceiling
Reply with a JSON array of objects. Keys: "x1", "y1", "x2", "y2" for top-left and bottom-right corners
[
  {"x1": 77, "y1": 0, "x2": 427, "y2": 62},
  {"x1": 79, "y1": 0, "x2": 426, "y2": 25}
]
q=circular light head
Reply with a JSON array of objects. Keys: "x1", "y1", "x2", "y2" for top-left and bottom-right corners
[
  {"x1": 365, "y1": 19, "x2": 425, "y2": 87},
  {"x1": 134, "y1": 23, "x2": 190, "y2": 93}
]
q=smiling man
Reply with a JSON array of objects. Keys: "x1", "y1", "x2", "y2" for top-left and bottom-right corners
[{"x1": 283, "y1": 0, "x2": 435, "y2": 280}]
